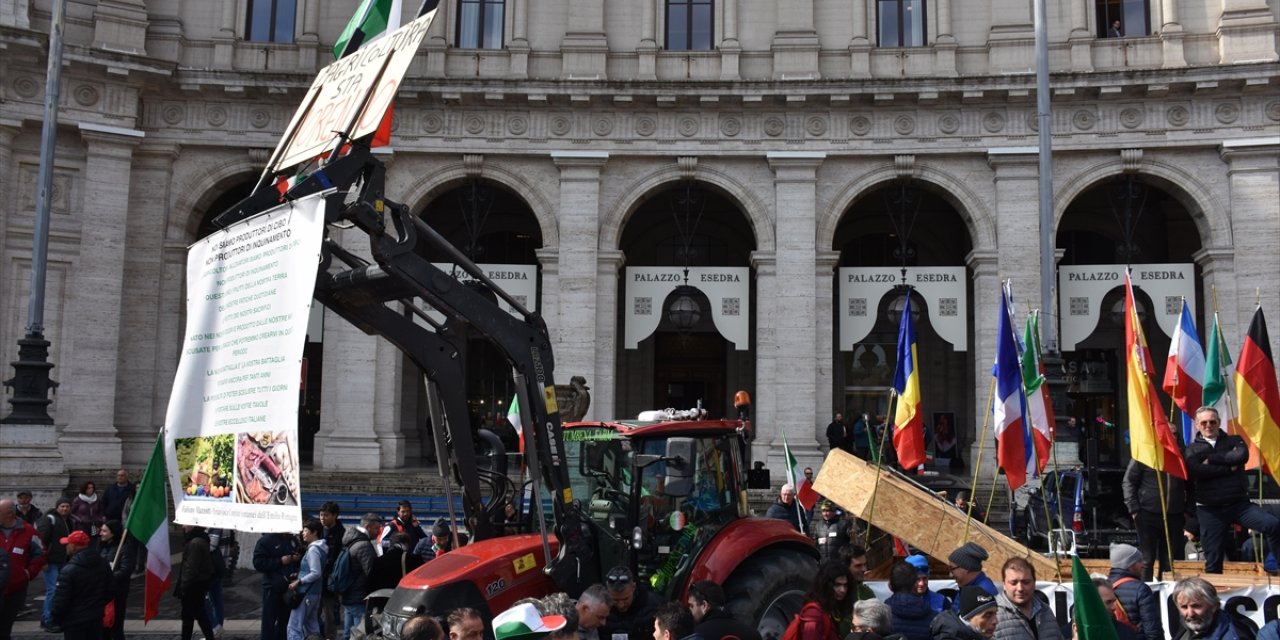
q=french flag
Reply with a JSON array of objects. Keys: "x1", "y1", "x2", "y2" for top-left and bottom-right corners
[
  {"x1": 1163, "y1": 299, "x2": 1204, "y2": 442},
  {"x1": 994, "y1": 286, "x2": 1030, "y2": 491}
]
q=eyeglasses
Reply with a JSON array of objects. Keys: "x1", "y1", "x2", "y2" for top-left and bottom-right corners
[{"x1": 1198, "y1": 420, "x2": 1220, "y2": 425}]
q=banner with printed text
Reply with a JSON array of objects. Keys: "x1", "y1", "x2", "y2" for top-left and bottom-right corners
[{"x1": 164, "y1": 192, "x2": 328, "y2": 532}]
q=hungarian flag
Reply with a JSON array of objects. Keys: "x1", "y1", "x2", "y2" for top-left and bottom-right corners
[
  {"x1": 1072, "y1": 555, "x2": 1119, "y2": 640},
  {"x1": 782, "y1": 432, "x2": 819, "y2": 512},
  {"x1": 890, "y1": 293, "x2": 926, "y2": 472},
  {"x1": 124, "y1": 435, "x2": 172, "y2": 623},
  {"x1": 1021, "y1": 311, "x2": 1054, "y2": 474},
  {"x1": 1205, "y1": 313, "x2": 1259, "y2": 467},
  {"x1": 994, "y1": 285, "x2": 1030, "y2": 491},
  {"x1": 1123, "y1": 272, "x2": 1187, "y2": 479},
  {"x1": 1233, "y1": 306, "x2": 1280, "y2": 484}
]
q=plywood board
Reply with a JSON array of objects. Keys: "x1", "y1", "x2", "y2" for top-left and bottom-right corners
[{"x1": 814, "y1": 450, "x2": 1060, "y2": 580}]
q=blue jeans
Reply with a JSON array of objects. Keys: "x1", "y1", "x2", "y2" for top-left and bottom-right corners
[
  {"x1": 41, "y1": 563, "x2": 63, "y2": 626},
  {"x1": 287, "y1": 592, "x2": 322, "y2": 640},
  {"x1": 343, "y1": 603, "x2": 365, "y2": 640},
  {"x1": 1197, "y1": 500, "x2": 1280, "y2": 573}
]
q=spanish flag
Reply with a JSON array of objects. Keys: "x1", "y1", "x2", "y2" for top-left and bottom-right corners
[
  {"x1": 1233, "y1": 306, "x2": 1280, "y2": 484},
  {"x1": 1124, "y1": 272, "x2": 1187, "y2": 479}
]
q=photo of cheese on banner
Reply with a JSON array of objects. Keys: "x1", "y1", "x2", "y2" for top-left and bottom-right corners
[{"x1": 236, "y1": 431, "x2": 299, "y2": 506}]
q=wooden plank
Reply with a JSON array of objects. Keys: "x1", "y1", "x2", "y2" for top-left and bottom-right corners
[{"x1": 814, "y1": 450, "x2": 1060, "y2": 580}]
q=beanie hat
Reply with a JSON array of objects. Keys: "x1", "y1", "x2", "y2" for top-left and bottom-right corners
[
  {"x1": 56, "y1": 497, "x2": 72, "y2": 507},
  {"x1": 1110, "y1": 543, "x2": 1144, "y2": 570},
  {"x1": 493, "y1": 602, "x2": 567, "y2": 640},
  {"x1": 958, "y1": 586, "x2": 997, "y2": 620},
  {"x1": 905, "y1": 554, "x2": 930, "y2": 575},
  {"x1": 948, "y1": 542, "x2": 989, "y2": 572}
]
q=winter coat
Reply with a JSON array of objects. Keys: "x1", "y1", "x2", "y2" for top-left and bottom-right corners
[
  {"x1": 796, "y1": 601, "x2": 840, "y2": 640},
  {"x1": 1123, "y1": 459, "x2": 1187, "y2": 516},
  {"x1": 339, "y1": 526, "x2": 378, "y2": 605},
  {"x1": 952, "y1": 573, "x2": 999, "y2": 613},
  {"x1": 885, "y1": 592, "x2": 937, "y2": 640},
  {"x1": 0, "y1": 537, "x2": 7, "y2": 589},
  {"x1": 98, "y1": 535, "x2": 137, "y2": 598},
  {"x1": 174, "y1": 528, "x2": 215, "y2": 599},
  {"x1": 322, "y1": 522, "x2": 345, "y2": 593},
  {"x1": 1108, "y1": 568, "x2": 1162, "y2": 640},
  {"x1": 298, "y1": 538, "x2": 327, "y2": 593},
  {"x1": 254, "y1": 532, "x2": 299, "y2": 588},
  {"x1": 766, "y1": 501, "x2": 806, "y2": 531},
  {"x1": 16, "y1": 504, "x2": 42, "y2": 526},
  {"x1": 1, "y1": 520, "x2": 46, "y2": 595},
  {"x1": 930, "y1": 611, "x2": 988, "y2": 640},
  {"x1": 924, "y1": 590, "x2": 950, "y2": 614},
  {"x1": 603, "y1": 584, "x2": 664, "y2": 640},
  {"x1": 49, "y1": 549, "x2": 112, "y2": 629},
  {"x1": 811, "y1": 517, "x2": 852, "y2": 561},
  {"x1": 36, "y1": 512, "x2": 72, "y2": 564},
  {"x1": 695, "y1": 608, "x2": 763, "y2": 640},
  {"x1": 1184, "y1": 434, "x2": 1250, "y2": 506},
  {"x1": 369, "y1": 545, "x2": 424, "y2": 592},
  {"x1": 1171, "y1": 611, "x2": 1244, "y2": 640},
  {"x1": 69, "y1": 494, "x2": 104, "y2": 534},
  {"x1": 102, "y1": 482, "x2": 135, "y2": 522},
  {"x1": 993, "y1": 593, "x2": 1063, "y2": 640}
]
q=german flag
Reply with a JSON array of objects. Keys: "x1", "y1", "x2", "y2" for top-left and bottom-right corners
[{"x1": 1233, "y1": 306, "x2": 1280, "y2": 484}]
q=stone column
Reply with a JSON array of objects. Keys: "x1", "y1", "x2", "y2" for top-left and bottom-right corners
[
  {"x1": 536, "y1": 248, "x2": 561, "y2": 345},
  {"x1": 298, "y1": 0, "x2": 320, "y2": 69},
  {"x1": 562, "y1": 0, "x2": 608, "y2": 78},
  {"x1": 987, "y1": 0, "x2": 1035, "y2": 73},
  {"x1": 1158, "y1": 0, "x2": 1186, "y2": 67},
  {"x1": 509, "y1": 0, "x2": 530, "y2": 78},
  {"x1": 966, "y1": 250, "x2": 999, "y2": 479},
  {"x1": 1191, "y1": 248, "x2": 1240, "y2": 347},
  {"x1": 1068, "y1": 0, "x2": 1094, "y2": 71},
  {"x1": 214, "y1": 0, "x2": 236, "y2": 68},
  {"x1": 316, "y1": 225, "x2": 385, "y2": 470},
  {"x1": 766, "y1": 152, "x2": 825, "y2": 470},
  {"x1": 59, "y1": 124, "x2": 144, "y2": 468},
  {"x1": 750, "y1": 250, "x2": 777, "y2": 465},
  {"x1": 551, "y1": 152, "x2": 608, "y2": 406},
  {"x1": 934, "y1": 0, "x2": 957, "y2": 75},
  {"x1": 987, "y1": 149, "x2": 1043, "y2": 306},
  {"x1": 638, "y1": 0, "x2": 657, "y2": 80},
  {"x1": 720, "y1": 0, "x2": 741, "y2": 80},
  {"x1": 849, "y1": 0, "x2": 870, "y2": 77},
  {"x1": 113, "y1": 143, "x2": 179, "y2": 466},
  {"x1": 773, "y1": 0, "x2": 820, "y2": 79},
  {"x1": 815, "y1": 250, "x2": 840, "y2": 441},
  {"x1": 594, "y1": 250, "x2": 625, "y2": 420},
  {"x1": 1217, "y1": 0, "x2": 1278, "y2": 64},
  {"x1": 1220, "y1": 139, "x2": 1280, "y2": 356}
]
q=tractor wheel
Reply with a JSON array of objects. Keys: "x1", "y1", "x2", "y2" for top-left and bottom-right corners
[{"x1": 723, "y1": 549, "x2": 818, "y2": 640}]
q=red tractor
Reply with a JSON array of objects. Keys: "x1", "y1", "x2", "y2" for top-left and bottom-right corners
[{"x1": 379, "y1": 418, "x2": 818, "y2": 639}]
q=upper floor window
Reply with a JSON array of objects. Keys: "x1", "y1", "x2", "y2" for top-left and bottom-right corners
[
  {"x1": 666, "y1": 0, "x2": 713, "y2": 51},
  {"x1": 246, "y1": 0, "x2": 296, "y2": 43},
  {"x1": 878, "y1": 0, "x2": 926, "y2": 47},
  {"x1": 1096, "y1": 0, "x2": 1149, "y2": 37},
  {"x1": 457, "y1": 0, "x2": 505, "y2": 49}
]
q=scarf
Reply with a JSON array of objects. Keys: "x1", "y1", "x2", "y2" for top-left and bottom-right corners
[{"x1": 78, "y1": 493, "x2": 99, "y2": 504}]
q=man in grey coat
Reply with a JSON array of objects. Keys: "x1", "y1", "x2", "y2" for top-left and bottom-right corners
[{"x1": 993, "y1": 558, "x2": 1061, "y2": 640}]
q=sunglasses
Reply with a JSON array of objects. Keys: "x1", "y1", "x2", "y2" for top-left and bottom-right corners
[{"x1": 606, "y1": 574, "x2": 632, "y2": 586}]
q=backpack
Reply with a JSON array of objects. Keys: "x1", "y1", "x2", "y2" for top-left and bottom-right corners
[
  {"x1": 326, "y1": 541, "x2": 356, "y2": 593},
  {"x1": 783, "y1": 603, "x2": 831, "y2": 640}
]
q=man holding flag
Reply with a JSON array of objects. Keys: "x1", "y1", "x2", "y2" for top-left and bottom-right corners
[{"x1": 125, "y1": 435, "x2": 172, "y2": 624}]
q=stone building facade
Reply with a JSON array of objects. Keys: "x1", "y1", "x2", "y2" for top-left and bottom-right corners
[{"x1": 0, "y1": 0, "x2": 1277, "y2": 493}]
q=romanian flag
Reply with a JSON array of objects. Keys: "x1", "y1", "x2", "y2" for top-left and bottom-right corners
[
  {"x1": 994, "y1": 286, "x2": 1030, "y2": 490},
  {"x1": 891, "y1": 293, "x2": 926, "y2": 471},
  {"x1": 1233, "y1": 306, "x2": 1280, "y2": 484},
  {"x1": 124, "y1": 435, "x2": 172, "y2": 623},
  {"x1": 1021, "y1": 311, "x2": 1054, "y2": 474},
  {"x1": 1124, "y1": 272, "x2": 1187, "y2": 479}
]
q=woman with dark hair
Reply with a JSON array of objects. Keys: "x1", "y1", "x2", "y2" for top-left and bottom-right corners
[
  {"x1": 797, "y1": 560, "x2": 854, "y2": 640},
  {"x1": 288, "y1": 518, "x2": 328, "y2": 640},
  {"x1": 70, "y1": 480, "x2": 104, "y2": 536},
  {"x1": 98, "y1": 520, "x2": 136, "y2": 640}
]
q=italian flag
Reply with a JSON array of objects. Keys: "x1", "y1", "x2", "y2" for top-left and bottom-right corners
[
  {"x1": 125, "y1": 435, "x2": 172, "y2": 623},
  {"x1": 782, "y1": 432, "x2": 818, "y2": 511},
  {"x1": 508, "y1": 393, "x2": 524, "y2": 455},
  {"x1": 332, "y1": 0, "x2": 403, "y2": 150}
]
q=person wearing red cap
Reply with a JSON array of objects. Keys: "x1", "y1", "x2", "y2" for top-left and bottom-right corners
[
  {"x1": 48, "y1": 529, "x2": 112, "y2": 640},
  {"x1": 1, "y1": 498, "x2": 48, "y2": 640}
]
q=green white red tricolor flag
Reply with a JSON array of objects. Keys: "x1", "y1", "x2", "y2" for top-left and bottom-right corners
[
  {"x1": 125, "y1": 434, "x2": 171, "y2": 623},
  {"x1": 782, "y1": 432, "x2": 818, "y2": 512},
  {"x1": 508, "y1": 393, "x2": 524, "y2": 455}
]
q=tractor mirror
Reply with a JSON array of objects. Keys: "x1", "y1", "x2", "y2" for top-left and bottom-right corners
[{"x1": 663, "y1": 438, "x2": 696, "y2": 497}]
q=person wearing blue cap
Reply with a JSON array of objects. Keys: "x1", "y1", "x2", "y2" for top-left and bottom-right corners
[{"x1": 904, "y1": 555, "x2": 949, "y2": 614}]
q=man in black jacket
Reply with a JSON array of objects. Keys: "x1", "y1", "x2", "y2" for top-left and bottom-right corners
[
  {"x1": 48, "y1": 530, "x2": 112, "y2": 640},
  {"x1": 810, "y1": 501, "x2": 853, "y2": 561},
  {"x1": 602, "y1": 566, "x2": 662, "y2": 640},
  {"x1": 1123, "y1": 457, "x2": 1188, "y2": 579},
  {"x1": 340, "y1": 513, "x2": 382, "y2": 640},
  {"x1": 826, "y1": 413, "x2": 851, "y2": 454},
  {"x1": 254, "y1": 531, "x2": 299, "y2": 640},
  {"x1": 1184, "y1": 406, "x2": 1280, "y2": 573},
  {"x1": 687, "y1": 581, "x2": 761, "y2": 640}
]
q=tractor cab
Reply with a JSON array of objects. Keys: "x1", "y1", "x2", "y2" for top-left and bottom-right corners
[{"x1": 564, "y1": 418, "x2": 751, "y2": 598}]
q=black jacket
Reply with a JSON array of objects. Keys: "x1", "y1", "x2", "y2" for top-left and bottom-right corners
[
  {"x1": 1108, "y1": 568, "x2": 1162, "y2": 640},
  {"x1": 602, "y1": 585, "x2": 663, "y2": 640},
  {"x1": 175, "y1": 529, "x2": 215, "y2": 598},
  {"x1": 102, "y1": 483, "x2": 135, "y2": 522},
  {"x1": 696, "y1": 608, "x2": 763, "y2": 640},
  {"x1": 49, "y1": 549, "x2": 112, "y2": 629},
  {"x1": 36, "y1": 512, "x2": 72, "y2": 565},
  {"x1": 254, "y1": 532, "x2": 299, "y2": 588},
  {"x1": 930, "y1": 611, "x2": 987, "y2": 640},
  {"x1": 1184, "y1": 433, "x2": 1250, "y2": 506},
  {"x1": 98, "y1": 536, "x2": 137, "y2": 597},
  {"x1": 370, "y1": 545, "x2": 424, "y2": 592},
  {"x1": 827, "y1": 421, "x2": 850, "y2": 452},
  {"x1": 811, "y1": 517, "x2": 853, "y2": 561},
  {"x1": 1123, "y1": 459, "x2": 1187, "y2": 515},
  {"x1": 339, "y1": 527, "x2": 378, "y2": 605}
]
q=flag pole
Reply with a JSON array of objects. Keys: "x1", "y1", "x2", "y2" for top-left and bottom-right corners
[
  {"x1": 1131, "y1": 276, "x2": 1177, "y2": 580},
  {"x1": 963, "y1": 376, "x2": 997, "y2": 543},
  {"x1": 865, "y1": 389, "x2": 897, "y2": 547}
]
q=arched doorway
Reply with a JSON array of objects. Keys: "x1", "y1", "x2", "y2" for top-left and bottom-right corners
[
  {"x1": 616, "y1": 182, "x2": 757, "y2": 420},
  {"x1": 832, "y1": 181, "x2": 974, "y2": 466},
  {"x1": 1056, "y1": 175, "x2": 1203, "y2": 470}
]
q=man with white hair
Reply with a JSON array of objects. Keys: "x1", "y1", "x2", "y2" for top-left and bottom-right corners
[
  {"x1": 851, "y1": 600, "x2": 896, "y2": 639},
  {"x1": 765, "y1": 484, "x2": 805, "y2": 531},
  {"x1": 1171, "y1": 577, "x2": 1249, "y2": 640}
]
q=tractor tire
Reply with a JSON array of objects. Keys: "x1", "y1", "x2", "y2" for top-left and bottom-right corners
[{"x1": 723, "y1": 549, "x2": 818, "y2": 640}]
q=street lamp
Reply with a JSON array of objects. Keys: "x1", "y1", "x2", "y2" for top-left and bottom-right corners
[
  {"x1": 666, "y1": 180, "x2": 705, "y2": 336},
  {"x1": 667, "y1": 286, "x2": 702, "y2": 331}
]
